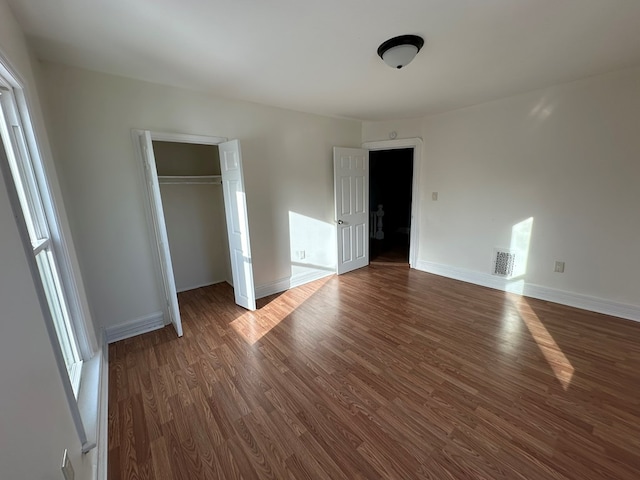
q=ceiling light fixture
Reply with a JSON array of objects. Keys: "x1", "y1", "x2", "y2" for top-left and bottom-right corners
[{"x1": 377, "y1": 34, "x2": 424, "y2": 69}]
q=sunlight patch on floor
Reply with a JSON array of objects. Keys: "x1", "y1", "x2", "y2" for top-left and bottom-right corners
[
  {"x1": 231, "y1": 275, "x2": 332, "y2": 345},
  {"x1": 515, "y1": 298, "x2": 574, "y2": 390}
]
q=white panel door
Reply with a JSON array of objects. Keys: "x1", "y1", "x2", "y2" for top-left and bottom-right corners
[
  {"x1": 218, "y1": 140, "x2": 256, "y2": 310},
  {"x1": 334, "y1": 147, "x2": 369, "y2": 275},
  {"x1": 139, "y1": 131, "x2": 183, "y2": 336}
]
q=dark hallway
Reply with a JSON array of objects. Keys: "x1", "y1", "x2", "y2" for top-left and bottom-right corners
[{"x1": 369, "y1": 148, "x2": 413, "y2": 265}]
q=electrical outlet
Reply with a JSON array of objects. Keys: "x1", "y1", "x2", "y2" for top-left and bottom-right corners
[
  {"x1": 61, "y1": 450, "x2": 74, "y2": 480},
  {"x1": 432, "y1": 192, "x2": 438, "y2": 201},
  {"x1": 554, "y1": 261, "x2": 565, "y2": 273},
  {"x1": 297, "y1": 250, "x2": 306, "y2": 260}
]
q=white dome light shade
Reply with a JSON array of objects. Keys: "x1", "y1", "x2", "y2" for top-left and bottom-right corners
[
  {"x1": 377, "y1": 35, "x2": 424, "y2": 69},
  {"x1": 381, "y1": 44, "x2": 419, "y2": 69}
]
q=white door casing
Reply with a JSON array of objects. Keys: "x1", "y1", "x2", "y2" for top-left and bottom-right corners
[
  {"x1": 363, "y1": 138, "x2": 423, "y2": 268},
  {"x1": 219, "y1": 140, "x2": 256, "y2": 310},
  {"x1": 138, "y1": 130, "x2": 183, "y2": 336},
  {"x1": 334, "y1": 147, "x2": 369, "y2": 275}
]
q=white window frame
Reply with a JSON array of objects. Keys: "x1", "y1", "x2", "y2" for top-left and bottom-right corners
[{"x1": 0, "y1": 57, "x2": 99, "y2": 453}]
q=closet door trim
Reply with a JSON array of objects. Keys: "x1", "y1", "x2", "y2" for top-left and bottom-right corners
[{"x1": 150, "y1": 132, "x2": 227, "y2": 145}]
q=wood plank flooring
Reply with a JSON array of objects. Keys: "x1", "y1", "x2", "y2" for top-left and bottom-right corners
[
  {"x1": 108, "y1": 267, "x2": 640, "y2": 479},
  {"x1": 370, "y1": 241, "x2": 409, "y2": 266}
]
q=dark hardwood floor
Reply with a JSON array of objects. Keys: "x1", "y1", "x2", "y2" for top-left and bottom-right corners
[
  {"x1": 369, "y1": 238, "x2": 410, "y2": 266},
  {"x1": 108, "y1": 266, "x2": 640, "y2": 479}
]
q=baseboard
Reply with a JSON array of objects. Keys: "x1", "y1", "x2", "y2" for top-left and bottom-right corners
[
  {"x1": 104, "y1": 311, "x2": 165, "y2": 343},
  {"x1": 176, "y1": 278, "x2": 227, "y2": 293},
  {"x1": 289, "y1": 269, "x2": 334, "y2": 291},
  {"x1": 255, "y1": 277, "x2": 291, "y2": 299},
  {"x1": 106, "y1": 271, "x2": 333, "y2": 338},
  {"x1": 416, "y1": 260, "x2": 509, "y2": 291},
  {"x1": 522, "y1": 283, "x2": 640, "y2": 322},
  {"x1": 255, "y1": 269, "x2": 334, "y2": 299},
  {"x1": 95, "y1": 336, "x2": 109, "y2": 480},
  {"x1": 415, "y1": 260, "x2": 640, "y2": 323}
]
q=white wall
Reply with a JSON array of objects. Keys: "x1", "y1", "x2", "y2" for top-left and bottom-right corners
[
  {"x1": 160, "y1": 183, "x2": 230, "y2": 291},
  {"x1": 364, "y1": 67, "x2": 640, "y2": 312},
  {"x1": 38, "y1": 62, "x2": 361, "y2": 329},
  {"x1": 0, "y1": 0, "x2": 95, "y2": 478}
]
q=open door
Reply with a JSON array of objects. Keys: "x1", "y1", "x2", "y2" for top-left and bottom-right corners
[
  {"x1": 219, "y1": 140, "x2": 256, "y2": 310},
  {"x1": 138, "y1": 131, "x2": 183, "y2": 336},
  {"x1": 334, "y1": 147, "x2": 369, "y2": 274}
]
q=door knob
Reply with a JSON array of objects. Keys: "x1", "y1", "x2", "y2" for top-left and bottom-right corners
[{"x1": 337, "y1": 220, "x2": 344, "y2": 224}]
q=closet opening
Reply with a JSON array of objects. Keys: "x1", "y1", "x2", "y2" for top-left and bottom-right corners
[
  {"x1": 135, "y1": 130, "x2": 256, "y2": 337},
  {"x1": 153, "y1": 141, "x2": 231, "y2": 293}
]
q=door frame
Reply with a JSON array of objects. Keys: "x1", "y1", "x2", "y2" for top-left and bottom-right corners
[
  {"x1": 362, "y1": 138, "x2": 422, "y2": 268},
  {"x1": 132, "y1": 130, "x2": 228, "y2": 334}
]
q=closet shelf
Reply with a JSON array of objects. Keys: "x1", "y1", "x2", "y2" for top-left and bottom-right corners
[{"x1": 158, "y1": 175, "x2": 222, "y2": 185}]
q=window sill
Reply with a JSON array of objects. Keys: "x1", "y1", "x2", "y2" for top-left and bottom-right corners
[
  {"x1": 76, "y1": 349, "x2": 103, "y2": 453},
  {"x1": 68, "y1": 359, "x2": 83, "y2": 398}
]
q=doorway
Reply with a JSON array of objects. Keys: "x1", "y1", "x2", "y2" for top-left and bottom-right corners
[
  {"x1": 369, "y1": 148, "x2": 414, "y2": 265},
  {"x1": 334, "y1": 138, "x2": 422, "y2": 274}
]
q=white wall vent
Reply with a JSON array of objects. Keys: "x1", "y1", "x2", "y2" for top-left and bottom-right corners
[{"x1": 493, "y1": 248, "x2": 516, "y2": 277}]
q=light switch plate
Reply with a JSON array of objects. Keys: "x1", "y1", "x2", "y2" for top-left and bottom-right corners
[{"x1": 61, "y1": 450, "x2": 75, "y2": 480}]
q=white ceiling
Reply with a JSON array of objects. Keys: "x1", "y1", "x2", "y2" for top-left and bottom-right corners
[{"x1": 8, "y1": 0, "x2": 640, "y2": 121}]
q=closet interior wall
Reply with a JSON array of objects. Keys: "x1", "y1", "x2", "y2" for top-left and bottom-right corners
[{"x1": 153, "y1": 141, "x2": 231, "y2": 292}]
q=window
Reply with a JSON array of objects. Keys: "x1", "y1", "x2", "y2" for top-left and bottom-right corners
[
  {"x1": 0, "y1": 77, "x2": 92, "y2": 396},
  {"x1": 0, "y1": 59, "x2": 100, "y2": 454}
]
